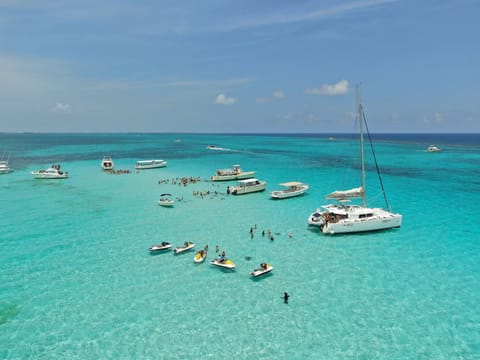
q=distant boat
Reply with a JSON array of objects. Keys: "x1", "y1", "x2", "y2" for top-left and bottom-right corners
[
  {"x1": 426, "y1": 145, "x2": 441, "y2": 153},
  {"x1": 101, "y1": 156, "x2": 114, "y2": 170},
  {"x1": 135, "y1": 159, "x2": 167, "y2": 170},
  {"x1": 270, "y1": 182, "x2": 309, "y2": 199},
  {"x1": 229, "y1": 178, "x2": 267, "y2": 195},
  {"x1": 32, "y1": 165, "x2": 69, "y2": 179},
  {"x1": 308, "y1": 85, "x2": 402, "y2": 235},
  {"x1": 0, "y1": 152, "x2": 13, "y2": 174},
  {"x1": 211, "y1": 164, "x2": 255, "y2": 181}
]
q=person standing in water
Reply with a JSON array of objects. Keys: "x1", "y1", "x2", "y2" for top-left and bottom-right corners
[{"x1": 283, "y1": 292, "x2": 290, "y2": 304}]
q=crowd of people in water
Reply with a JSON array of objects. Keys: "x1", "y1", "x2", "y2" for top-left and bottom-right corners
[
  {"x1": 104, "y1": 169, "x2": 131, "y2": 175},
  {"x1": 158, "y1": 176, "x2": 202, "y2": 186}
]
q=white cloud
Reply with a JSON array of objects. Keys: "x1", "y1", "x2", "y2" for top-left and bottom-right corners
[
  {"x1": 305, "y1": 80, "x2": 350, "y2": 96},
  {"x1": 214, "y1": 93, "x2": 237, "y2": 106},
  {"x1": 220, "y1": 0, "x2": 398, "y2": 32},
  {"x1": 423, "y1": 112, "x2": 444, "y2": 124},
  {"x1": 257, "y1": 90, "x2": 286, "y2": 103},
  {"x1": 52, "y1": 103, "x2": 73, "y2": 114}
]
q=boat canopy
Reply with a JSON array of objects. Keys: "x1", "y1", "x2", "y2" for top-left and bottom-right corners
[
  {"x1": 280, "y1": 181, "x2": 304, "y2": 187},
  {"x1": 160, "y1": 193, "x2": 172, "y2": 196},
  {"x1": 326, "y1": 186, "x2": 364, "y2": 200}
]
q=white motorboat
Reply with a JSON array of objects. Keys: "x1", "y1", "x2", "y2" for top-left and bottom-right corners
[
  {"x1": 211, "y1": 164, "x2": 255, "y2": 181},
  {"x1": 210, "y1": 258, "x2": 236, "y2": 269},
  {"x1": 0, "y1": 160, "x2": 12, "y2": 174},
  {"x1": 270, "y1": 182, "x2": 309, "y2": 199},
  {"x1": 101, "y1": 156, "x2": 114, "y2": 170},
  {"x1": 158, "y1": 193, "x2": 174, "y2": 207},
  {"x1": 426, "y1": 144, "x2": 441, "y2": 152},
  {"x1": 149, "y1": 242, "x2": 172, "y2": 252},
  {"x1": 173, "y1": 242, "x2": 195, "y2": 254},
  {"x1": 229, "y1": 178, "x2": 267, "y2": 195},
  {"x1": 307, "y1": 85, "x2": 402, "y2": 235},
  {"x1": 32, "y1": 165, "x2": 69, "y2": 179},
  {"x1": 0, "y1": 152, "x2": 13, "y2": 174},
  {"x1": 250, "y1": 263, "x2": 274, "y2": 277},
  {"x1": 135, "y1": 159, "x2": 167, "y2": 170}
]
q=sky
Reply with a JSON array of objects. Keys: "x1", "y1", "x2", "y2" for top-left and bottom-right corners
[{"x1": 0, "y1": 0, "x2": 479, "y2": 133}]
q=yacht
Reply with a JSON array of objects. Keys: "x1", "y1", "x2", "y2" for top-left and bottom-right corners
[
  {"x1": 211, "y1": 165, "x2": 255, "y2": 181},
  {"x1": 308, "y1": 85, "x2": 402, "y2": 235},
  {"x1": 32, "y1": 165, "x2": 69, "y2": 179},
  {"x1": 101, "y1": 156, "x2": 114, "y2": 170},
  {"x1": 135, "y1": 160, "x2": 167, "y2": 170},
  {"x1": 229, "y1": 178, "x2": 267, "y2": 195}
]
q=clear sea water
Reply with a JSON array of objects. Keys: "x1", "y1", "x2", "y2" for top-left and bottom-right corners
[{"x1": 1, "y1": 133, "x2": 479, "y2": 359}]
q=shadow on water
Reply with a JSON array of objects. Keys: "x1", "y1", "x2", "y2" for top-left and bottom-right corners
[{"x1": 0, "y1": 302, "x2": 20, "y2": 326}]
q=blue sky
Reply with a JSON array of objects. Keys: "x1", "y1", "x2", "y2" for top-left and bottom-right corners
[{"x1": 0, "y1": 0, "x2": 478, "y2": 133}]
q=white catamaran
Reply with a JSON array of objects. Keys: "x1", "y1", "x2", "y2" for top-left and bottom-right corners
[{"x1": 308, "y1": 86, "x2": 402, "y2": 235}]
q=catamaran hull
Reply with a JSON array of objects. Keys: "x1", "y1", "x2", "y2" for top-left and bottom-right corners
[{"x1": 322, "y1": 215, "x2": 402, "y2": 235}]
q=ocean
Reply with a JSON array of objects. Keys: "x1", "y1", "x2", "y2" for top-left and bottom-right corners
[{"x1": 1, "y1": 133, "x2": 479, "y2": 359}]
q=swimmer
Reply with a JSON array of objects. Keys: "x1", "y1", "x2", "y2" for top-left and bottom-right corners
[{"x1": 283, "y1": 292, "x2": 290, "y2": 304}]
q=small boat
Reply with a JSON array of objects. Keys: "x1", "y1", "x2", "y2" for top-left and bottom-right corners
[
  {"x1": 32, "y1": 165, "x2": 69, "y2": 179},
  {"x1": 0, "y1": 152, "x2": 13, "y2": 174},
  {"x1": 270, "y1": 182, "x2": 309, "y2": 199},
  {"x1": 0, "y1": 160, "x2": 12, "y2": 174},
  {"x1": 210, "y1": 258, "x2": 236, "y2": 269},
  {"x1": 426, "y1": 144, "x2": 441, "y2": 153},
  {"x1": 211, "y1": 164, "x2": 255, "y2": 181},
  {"x1": 194, "y1": 249, "x2": 207, "y2": 263},
  {"x1": 101, "y1": 156, "x2": 114, "y2": 170},
  {"x1": 135, "y1": 159, "x2": 167, "y2": 170},
  {"x1": 158, "y1": 193, "x2": 174, "y2": 207},
  {"x1": 250, "y1": 263, "x2": 274, "y2": 277},
  {"x1": 173, "y1": 242, "x2": 195, "y2": 254},
  {"x1": 149, "y1": 242, "x2": 172, "y2": 252},
  {"x1": 229, "y1": 178, "x2": 267, "y2": 195}
]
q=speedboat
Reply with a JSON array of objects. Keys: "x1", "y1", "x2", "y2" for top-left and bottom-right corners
[
  {"x1": 426, "y1": 145, "x2": 441, "y2": 152},
  {"x1": 250, "y1": 263, "x2": 274, "y2": 277},
  {"x1": 158, "y1": 194, "x2": 174, "y2": 207},
  {"x1": 101, "y1": 156, "x2": 114, "y2": 170},
  {"x1": 149, "y1": 242, "x2": 172, "y2": 252},
  {"x1": 211, "y1": 165, "x2": 255, "y2": 181},
  {"x1": 210, "y1": 258, "x2": 236, "y2": 269},
  {"x1": 173, "y1": 242, "x2": 195, "y2": 254},
  {"x1": 229, "y1": 178, "x2": 267, "y2": 195},
  {"x1": 32, "y1": 165, "x2": 69, "y2": 179},
  {"x1": 270, "y1": 182, "x2": 309, "y2": 199},
  {"x1": 194, "y1": 249, "x2": 207, "y2": 263},
  {"x1": 135, "y1": 160, "x2": 167, "y2": 170}
]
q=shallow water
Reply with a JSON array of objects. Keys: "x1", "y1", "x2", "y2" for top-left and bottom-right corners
[{"x1": 1, "y1": 133, "x2": 479, "y2": 359}]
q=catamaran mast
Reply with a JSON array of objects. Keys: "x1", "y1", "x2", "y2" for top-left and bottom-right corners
[{"x1": 357, "y1": 85, "x2": 367, "y2": 207}]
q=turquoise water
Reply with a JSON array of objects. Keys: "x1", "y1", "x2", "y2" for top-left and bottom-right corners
[{"x1": 1, "y1": 133, "x2": 479, "y2": 359}]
